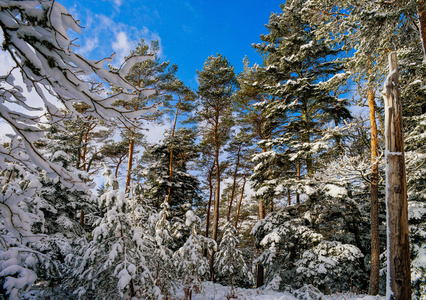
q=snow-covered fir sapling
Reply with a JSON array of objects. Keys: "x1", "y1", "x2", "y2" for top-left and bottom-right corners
[
  {"x1": 214, "y1": 222, "x2": 253, "y2": 291},
  {"x1": 174, "y1": 210, "x2": 215, "y2": 300},
  {"x1": 144, "y1": 201, "x2": 178, "y2": 298},
  {"x1": 66, "y1": 167, "x2": 154, "y2": 299}
]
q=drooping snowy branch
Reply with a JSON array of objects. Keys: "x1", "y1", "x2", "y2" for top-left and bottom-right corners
[{"x1": 0, "y1": 0, "x2": 156, "y2": 188}]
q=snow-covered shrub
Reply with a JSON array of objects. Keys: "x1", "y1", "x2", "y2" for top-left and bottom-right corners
[
  {"x1": 252, "y1": 190, "x2": 370, "y2": 293},
  {"x1": 295, "y1": 241, "x2": 364, "y2": 291},
  {"x1": 293, "y1": 285, "x2": 324, "y2": 300}
]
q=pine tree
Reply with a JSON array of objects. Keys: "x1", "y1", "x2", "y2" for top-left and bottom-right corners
[
  {"x1": 111, "y1": 39, "x2": 170, "y2": 191},
  {"x1": 136, "y1": 128, "x2": 202, "y2": 222},
  {"x1": 197, "y1": 54, "x2": 237, "y2": 281},
  {"x1": 67, "y1": 167, "x2": 155, "y2": 299},
  {"x1": 0, "y1": 161, "x2": 42, "y2": 300}
]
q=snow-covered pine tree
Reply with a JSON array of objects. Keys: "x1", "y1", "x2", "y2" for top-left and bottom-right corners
[
  {"x1": 197, "y1": 54, "x2": 237, "y2": 281},
  {"x1": 136, "y1": 127, "x2": 202, "y2": 220},
  {"x1": 111, "y1": 39, "x2": 178, "y2": 191},
  {"x1": 174, "y1": 210, "x2": 215, "y2": 300},
  {"x1": 400, "y1": 44, "x2": 426, "y2": 300},
  {"x1": 27, "y1": 125, "x2": 98, "y2": 297},
  {"x1": 214, "y1": 222, "x2": 253, "y2": 289},
  {"x1": 0, "y1": 160, "x2": 43, "y2": 300},
  {"x1": 251, "y1": 0, "x2": 351, "y2": 209},
  {"x1": 66, "y1": 167, "x2": 155, "y2": 299}
]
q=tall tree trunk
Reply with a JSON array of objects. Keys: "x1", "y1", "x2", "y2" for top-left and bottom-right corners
[
  {"x1": 384, "y1": 52, "x2": 411, "y2": 300},
  {"x1": 205, "y1": 165, "x2": 214, "y2": 239},
  {"x1": 296, "y1": 160, "x2": 301, "y2": 205},
  {"x1": 166, "y1": 106, "x2": 180, "y2": 204},
  {"x1": 419, "y1": 2, "x2": 426, "y2": 57},
  {"x1": 301, "y1": 106, "x2": 313, "y2": 176},
  {"x1": 227, "y1": 149, "x2": 241, "y2": 221},
  {"x1": 368, "y1": 90, "x2": 380, "y2": 295},
  {"x1": 125, "y1": 132, "x2": 135, "y2": 193},
  {"x1": 210, "y1": 116, "x2": 221, "y2": 282},
  {"x1": 204, "y1": 165, "x2": 214, "y2": 258},
  {"x1": 234, "y1": 170, "x2": 247, "y2": 228}
]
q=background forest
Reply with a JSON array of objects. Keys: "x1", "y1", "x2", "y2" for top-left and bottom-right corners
[{"x1": 0, "y1": 0, "x2": 425, "y2": 299}]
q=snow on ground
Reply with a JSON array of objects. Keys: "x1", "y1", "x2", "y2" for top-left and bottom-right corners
[{"x1": 173, "y1": 282, "x2": 386, "y2": 300}]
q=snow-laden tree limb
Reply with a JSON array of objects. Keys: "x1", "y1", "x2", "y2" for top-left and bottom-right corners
[{"x1": 0, "y1": 0, "x2": 156, "y2": 189}]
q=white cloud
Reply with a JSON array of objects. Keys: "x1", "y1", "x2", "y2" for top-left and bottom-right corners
[
  {"x1": 112, "y1": 0, "x2": 123, "y2": 7},
  {"x1": 70, "y1": 11, "x2": 161, "y2": 68},
  {"x1": 112, "y1": 31, "x2": 134, "y2": 65}
]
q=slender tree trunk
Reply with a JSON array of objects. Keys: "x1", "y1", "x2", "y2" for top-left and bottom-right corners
[
  {"x1": 256, "y1": 189, "x2": 266, "y2": 288},
  {"x1": 81, "y1": 130, "x2": 89, "y2": 171},
  {"x1": 256, "y1": 148, "x2": 267, "y2": 287},
  {"x1": 79, "y1": 210, "x2": 84, "y2": 227},
  {"x1": 210, "y1": 115, "x2": 221, "y2": 282},
  {"x1": 205, "y1": 165, "x2": 214, "y2": 239},
  {"x1": 288, "y1": 188, "x2": 291, "y2": 206},
  {"x1": 383, "y1": 52, "x2": 411, "y2": 300},
  {"x1": 166, "y1": 106, "x2": 180, "y2": 204},
  {"x1": 227, "y1": 149, "x2": 241, "y2": 221},
  {"x1": 256, "y1": 260, "x2": 264, "y2": 288},
  {"x1": 419, "y1": 3, "x2": 426, "y2": 57},
  {"x1": 368, "y1": 90, "x2": 380, "y2": 295},
  {"x1": 76, "y1": 131, "x2": 84, "y2": 169},
  {"x1": 115, "y1": 155, "x2": 125, "y2": 179},
  {"x1": 301, "y1": 107, "x2": 313, "y2": 176},
  {"x1": 234, "y1": 170, "x2": 247, "y2": 229},
  {"x1": 296, "y1": 160, "x2": 301, "y2": 205},
  {"x1": 125, "y1": 132, "x2": 135, "y2": 193}
]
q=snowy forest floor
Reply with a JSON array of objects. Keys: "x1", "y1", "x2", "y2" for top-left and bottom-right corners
[{"x1": 173, "y1": 282, "x2": 385, "y2": 300}]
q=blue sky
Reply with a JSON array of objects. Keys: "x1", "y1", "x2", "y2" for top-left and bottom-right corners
[{"x1": 60, "y1": 0, "x2": 282, "y2": 88}]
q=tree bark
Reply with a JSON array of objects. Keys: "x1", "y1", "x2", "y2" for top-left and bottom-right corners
[
  {"x1": 296, "y1": 160, "x2": 301, "y2": 205},
  {"x1": 205, "y1": 164, "x2": 214, "y2": 239},
  {"x1": 368, "y1": 90, "x2": 380, "y2": 295},
  {"x1": 125, "y1": 132, "x2": 135, "y2": 193},
  {"x1": 234, "y1": 170, "x2": 247, "y2": 229},
  {"x1": 166, "y1": 106, "x2": 180, "y2": 204},
  {"x1": 210, "y1": 114, "x2": 221, "y2": 282},
  {"x1": 383, "y1": 52, "x2": 411, "y2": 300},
  {"x1": 227, "y1": 148, "x2": 241, "y2": 221},
  {"x1": 256, "y1": 263, "x2": 264, "y2": 288},
  {"x1": 419, "y1": 2, "x2": 426, "y2": 58},
  {"x1": 79, "y1": 210, "x2": 84, "y2": 227}
]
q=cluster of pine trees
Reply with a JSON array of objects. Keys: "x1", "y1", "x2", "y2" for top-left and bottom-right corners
[{"x1": 0, "y1": 0, "x2": 425, "y2": 299}]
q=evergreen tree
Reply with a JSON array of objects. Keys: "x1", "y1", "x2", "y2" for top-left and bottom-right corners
[
  {"x1": 214, "y1": 222, "x2": 253, "y2": 289},
  {"x1": 173, "y1": 210, "x2": 214, "y2": 300},
  {"x1": 67, "y1": 168, "x2": 155, "y2": 299},
  {"x1": 252, "y1": 0, "x2": 351, "y2": 179},
  {"x1": 0, "y1": 161, "x2": 42, "y2": 300},
  {"x1": 136, "y1": 128, "x2": 202, "y2": 223},
  {"x1": 197, "y1": 54, "x2": 237, "y2": 281}
]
